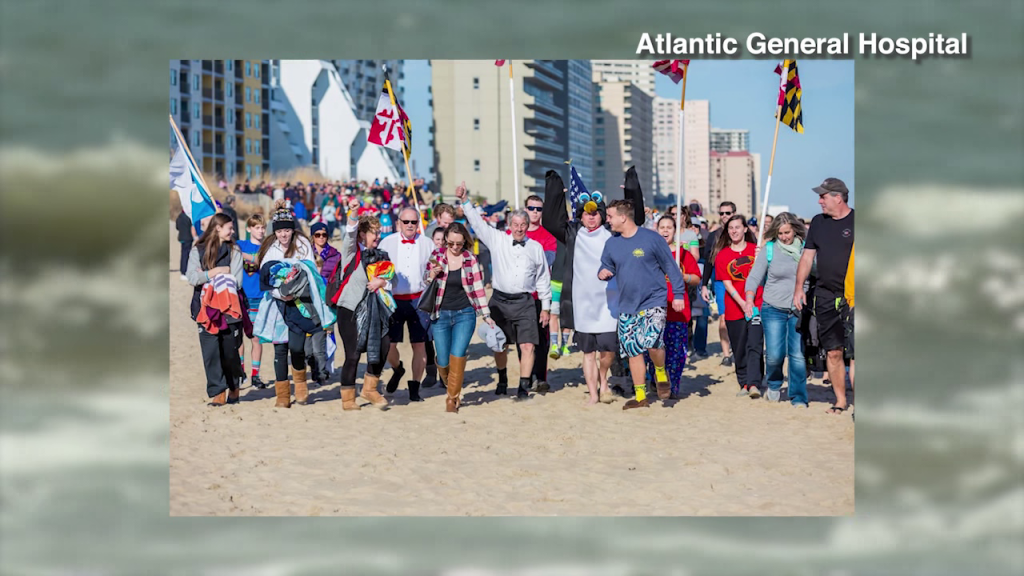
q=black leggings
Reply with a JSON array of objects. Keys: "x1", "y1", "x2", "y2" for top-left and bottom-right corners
[
  {"x1": 273, "y1": 330, "x2": 307, "y2": 381},
  {"x1": 337, "y1": 306, "x2": 390, "y2": 388},
  {"x1": 725, "y1": 318, "x2": 765, "y2": 388},
  {"x1": 199, "y1": 323, "x2": 243, "y2": 398}
]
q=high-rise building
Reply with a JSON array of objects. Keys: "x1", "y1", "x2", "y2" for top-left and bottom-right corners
[
  {"x1": 431, "y1": 60, "x2": 568, "y2": 204},
  {"x1": 710, "y1": 128, "x2": 750, "y2": 153},
  {"x1": 709, "y1": 150, "x2": 759, "y2": 218},
  {"x1": 566, "y1": 60, "x2": 595, "y2": 185},
  {"x1": 268, "y1": 60, "x2": 401, "y2": 182},
  {"x1": 591, "y1": 60, "x2": 657, "y2": 98},
  {"x1": 683, "y1": 100, "x2": 711, "y2": 208},
  {"x1": 592, "y1": 77, "x2": 654, "y2": 204},
  {"x1": 654, "y1": 97, "x2": 680, "y2": 198},
  {"x1": 170, "y1": 60, "x2": 272, "y2": 181}
]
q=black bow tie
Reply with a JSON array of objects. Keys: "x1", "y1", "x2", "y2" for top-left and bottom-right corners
[{"x1": 512, "y1": 239, "x2": 527, "y2": 247}]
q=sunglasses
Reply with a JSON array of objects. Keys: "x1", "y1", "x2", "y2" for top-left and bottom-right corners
[
  {"x1": 446, "y1": 241, "x2": 465, "y2": 247},
  {"x1": 313, "y1": 232, "x2": 327, "y2": 238},
  {"x1": 526, "y1": 206, "x2": 543, "y2": 212},
  {"x1": 400, "y1": 219, "x2": 419, "y2": 225},
  {"x1": 719, "y1": 211, "x2": 734, "y2": 216}
]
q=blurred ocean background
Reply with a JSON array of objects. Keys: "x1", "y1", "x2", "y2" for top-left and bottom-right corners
[{"x1": 0, "y1": 1, "x2": 1021, "y2": 574}]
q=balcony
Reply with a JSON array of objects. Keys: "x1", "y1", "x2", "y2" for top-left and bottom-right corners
[
  {"x1": 531, "y1": 110, "x2": 564, "y2": 128},
  {"x1": 526, "y1": 94, "x2": 560, "y2": 116},
  {"x1": 179, "y1": 60, "x2": 190, "y2": 68},
  {"x1": 202, "y1": 88, "x2": 213, "y2": 100},
  {"x1": 202, "y1": 61, "x2": 213, "y2": 72},
  {"x1": 235, "y1": 91, "x2": 243, "y2": 106},
  {"x1": 203, "y1": 143, "x2": 213, "y2": 154},
  {"x1": 262, "y1": 122, "x2": 270, "y2": 136},
  {"x1": 214, "y1": 89, "x2": 224, "y2": 101},
  {"x1": 202, "y1": 115, "x2": 213, "y2": 127},
  {"x1": 214, "y1": 61, "x2": 224, "y2": 75},
  {"x1": 525, "y1": 71, "x2": 561, "y2": 91},
  {"x1": 214, "y1": 116, "x2": 225, "y2": 128},
  {"x1": 215, "y1": 143, "x2": 225, "y2": 156},
  {"x1": 525, "y1": 123, "x2": 556, "y2": 140},
  {"x1": 179, "y1": 81, "x2": 188, "y2": 95},
  {"x1": 528, "y1": 138, "x2": 563, "y2": 154},
  {"x1": 179, "y1": 111, "x2": 190, "y2": 125},
  {"x1": 235, "y1": 63, "x2": 243, "y2": 80},
  {"x1": 530, "y1": 150, "x2": 565, "y2": 166},
  {"x1": 527, "y1": 60, "x2": 564, "y2": 80}
]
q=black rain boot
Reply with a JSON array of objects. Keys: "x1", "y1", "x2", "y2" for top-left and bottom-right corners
[
  {"x1": 408, "y1": 380, "x2": 424, "y2": 402},
  {"x1": 495, "y1": 367, "x2": 509, "y2": 395},
  {"x1": 386, "y1": 361, "x2": 405, "y2": 394},
  {"x1": 422, "y1": 363, "x2": 438, "y2": 388},
  {"x1": 514, "y1": 377, "x2": 532, "y2": 401}
]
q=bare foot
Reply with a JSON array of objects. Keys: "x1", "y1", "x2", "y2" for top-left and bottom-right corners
[{"x1": 585, "y1": 396, "x2": 599, "y2": 405}]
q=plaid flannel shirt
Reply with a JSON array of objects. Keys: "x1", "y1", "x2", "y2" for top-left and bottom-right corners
[{"x1": 425, "y1": 247, "x2": 490, "y2": 319}]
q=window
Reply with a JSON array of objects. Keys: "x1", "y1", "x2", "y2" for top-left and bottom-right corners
[
  {"x1": 474, "y1": 160, "x2": 480, "y2": 172},
  {"x1": 254, "y1": 64, "x2": 260, "y2": 78},
  {"x1": 246, "y1": 139, "x2": 252, "y2": 154},
  {"x1": 227, "y1": 112, "x2": 232, "y2": 124},
  {"x1": 245, "y1": 87, "x2": 251, "y2": 102},
  {"x1": 193, "y1": 74, "x2": 199, "y2": 90},
  {"x1": 473, "y1": 77, "x2": 479, "y2": 89},
  {"x1": 193, "y1": 102, "x2": 200, "y2": 119},
  {"x1": 254, "y1": 90, "x2": 260, "y2": 104},
  {"x1": 226, "y1": 60, "x2": 233, "y2": 71},
  {"x1": 226, "y1": 83, "x2": 232, "y2": 97},
  {"x1": 245, "y1": 113, "x2": 251, "y2": 127},
  {"x1": 596, "y1": 117, "x2": 604, "y2": 124},
  {"x1": 170, "y1": 70, "x2": 177, "y2": 86},
  {"x1": 254, "y1": 140, "x2": 260, "y2": 154},
  {"x1": 245, "y1": 62, "x2": 251, "y2": 76},
  {"x1": 170, "y1": 98, "x2": 177, "y2": 114},
  {"x1": 194, "y1": 130, "x2": 201, "y2": 147},
  {"x1": 473, "y1": 118, "x2": 480, "y2": 130},
  {"x1": 246, "y1": 164, "x2": 252, "y2": 179},
  {"x1": 227, "y1": 138, "x2": 232, "y2": 151},
  {"x1": 254, "y1": 115, "x2": 260, "y2": 129},
  {"x1": 254, "y1": 165, "x2": 260, "y2": 177},
  {"x1": 596, "y1": 138, "x2": 604, "y2": 146},
  {"x1": 596, "y1": 160, "x2": 604, "y2": 167}
]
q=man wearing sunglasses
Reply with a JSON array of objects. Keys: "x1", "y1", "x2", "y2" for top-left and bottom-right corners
[
  {"x1": 456, "y1": 182, "x2": 552, "y2": 400},
  {"x1": 518, "y1": 195, "x2": 558, "y2": 393},
  {"x1": 699, "y1": 200, "x2": 737, "y2": 365},
  {"x1": 377, "y1": 207, "x2": 435, "y2": 402}
]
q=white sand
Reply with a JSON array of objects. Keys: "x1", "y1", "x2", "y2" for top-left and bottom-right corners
[{"x1": 169, "y1": 229, "x2": 854, "y2": 516}]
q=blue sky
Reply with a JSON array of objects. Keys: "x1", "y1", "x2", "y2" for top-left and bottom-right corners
[{"x1": 402, "y1": 59, "x2": 854, "y2": 217}]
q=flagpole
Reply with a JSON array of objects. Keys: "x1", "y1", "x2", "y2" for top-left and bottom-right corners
[
  {"x1": 169, "y1": 114, "x2": 212, "y2": 194},
  {"x1": 758, "y1": 61, "x2": 788, "y2": 247},
  {"x1": 383, "y1": 68, "x2": 425, "y2": 236},
  {"x1": 508, "y1": 61, "x2": 520, "y2": 208},
  {"x1": 675, "y1": 66, "x2": 688, "y2": 266}
]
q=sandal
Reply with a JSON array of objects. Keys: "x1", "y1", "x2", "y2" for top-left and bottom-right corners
[{"x1": 826, "y1": 405, "x2": 848, "y2": 415}]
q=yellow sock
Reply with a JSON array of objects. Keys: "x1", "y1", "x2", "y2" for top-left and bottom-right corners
[
  {"x1": 635, "y1": 384, "x2": 647, "y2": 402},
  {"x1": 654, "y1": 365, "x2": 668, "y2": 383}
]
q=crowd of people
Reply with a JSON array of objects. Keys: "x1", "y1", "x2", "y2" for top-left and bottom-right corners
[{"x1": 179, "y1": 168, "x2": 855, "y2": 416}]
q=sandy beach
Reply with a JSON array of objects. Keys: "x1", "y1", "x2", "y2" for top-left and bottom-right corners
[{"x1": 169, "y1": 228, "x2": 854, "y2": 516}]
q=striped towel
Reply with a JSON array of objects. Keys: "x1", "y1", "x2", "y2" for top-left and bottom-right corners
[{"x1": 196, "y1": 274, "x2": 243, "y2": 334}]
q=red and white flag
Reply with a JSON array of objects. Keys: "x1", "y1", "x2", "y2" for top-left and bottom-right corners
[
  {"x1": 494, "y1": 59, "x2": 506, "y2": 66},
  {"x1": 368, "y1": 85, "x2": 411, "y2": 157},
  {"x1": 652, "y1": 59, "x2": 690, "y2": 84}
]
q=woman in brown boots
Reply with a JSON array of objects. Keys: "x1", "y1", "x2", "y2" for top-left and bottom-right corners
[
  {"x1": 327, "y1": 198, "x2": 391, "y2": 411},
  {"x1": 256, "y1": 202, "x2": 317, "y2": 408},
  {"x1": 424, "y1": 223, "x2": 493, "y2": 413}
]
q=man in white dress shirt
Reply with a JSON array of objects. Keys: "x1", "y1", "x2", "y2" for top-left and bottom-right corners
[
  {"x1": 377, "y1": 207, "x2": 435, "y2": 402},
  {"x1": 455, "y1": 182, "x2": 551, "y2": 400}
]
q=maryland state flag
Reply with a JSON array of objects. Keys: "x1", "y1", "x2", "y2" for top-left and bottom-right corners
[
  {"x1": 774, "y1": 59, "x2": 804, "y2": 133},
  {"x1": 368, "y1": 79, "x2": 412, "y2": 160}
]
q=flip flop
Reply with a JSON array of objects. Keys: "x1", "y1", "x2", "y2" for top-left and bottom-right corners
[{"x1": 826, "y1": 405, "x2": 848, "y2": 415}]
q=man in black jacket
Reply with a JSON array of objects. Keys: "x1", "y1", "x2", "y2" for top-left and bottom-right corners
[{"x1": 175, "y1": 209, "x2": 195, "y2": 281}]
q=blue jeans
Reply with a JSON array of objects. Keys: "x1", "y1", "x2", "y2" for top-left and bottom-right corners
[
  {"x1": 432, "y1": 307, "x2": 477, "y2": 367},
  {"x1": 762, "y1": 304, "x2": 808, "y2": 405}
]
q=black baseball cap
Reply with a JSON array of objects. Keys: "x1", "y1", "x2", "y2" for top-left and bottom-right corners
[{"x1": 812, "y1": 178, "x2": 849, "y2": 196}]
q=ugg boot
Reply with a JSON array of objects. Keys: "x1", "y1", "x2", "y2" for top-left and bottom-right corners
[
  {"x1": 293, "y1": 369, "x2": 309, "y2": 405},
  {"x1": 227, "y1": 386, "x2": 240, "y2": 404},
  {"x1": 274, "y1": 380, "x2": 291, "y2": 408},
  {"x1": 385, "y1": 362, "x2": 405, "y2": 394},
  {"x1": 446, "y1": 356, "x2": 467, "y2": 413},
  {"x1": 360, "y1": 374, "x2": 388, "y2": 409},
  {"x1": 340, "y1": 386, "x2": 360, "y2": 411},
  {"x1": 408, "y1": 380, "x2": 424, "y2": 402}
]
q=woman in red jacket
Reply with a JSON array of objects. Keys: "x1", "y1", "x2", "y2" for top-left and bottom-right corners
[
  {"x1": 713, "y1": 214, "x2": 764, "y2": 398},
  {"x1": 644, "y1": 215, "x2": 702, "y2": 398}
]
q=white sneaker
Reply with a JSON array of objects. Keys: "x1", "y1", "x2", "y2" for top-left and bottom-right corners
[{"x1": 179, "y1": 274, "x2": 188, "y2": 281}]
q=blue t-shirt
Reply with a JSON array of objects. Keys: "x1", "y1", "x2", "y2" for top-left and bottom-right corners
[
  {"x1": 599, "y1": 227, "x2": 686, "y2": 316},
  {"x1": 294, "y1": 202, "x2": 307, "y2": 221},
  {"x1": 236, "y1": 239, "x2": 264, "y2": 305}
]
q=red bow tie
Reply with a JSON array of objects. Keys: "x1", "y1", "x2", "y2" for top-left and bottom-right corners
[{"x1": 401, "y1": 238, "x2": 416, "y2": 244}]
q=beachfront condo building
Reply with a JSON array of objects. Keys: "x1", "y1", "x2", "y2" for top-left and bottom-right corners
[
  {"x1": 654, "y1": 97, "x2": 711, "y2": 207},
  {"x1": 710, "y1": 150, "x2": 762, "y2": 218},
  {"x1": 710, "y1": 128, "x2": 750, "y2": 154},
  {"x1": 592, "y1": 76, "x2": 655, "y2": 206},
  {"x1": 170, "y1": 60, "x2": 272, "y2": 181}
]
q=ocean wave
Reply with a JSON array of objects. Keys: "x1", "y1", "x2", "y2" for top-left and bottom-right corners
[{"x1": 865, "y1": 186, "x2": 1024, "y2": 238}]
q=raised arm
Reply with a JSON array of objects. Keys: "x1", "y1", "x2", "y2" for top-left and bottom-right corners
[
  {"x1": 541, "y1": 170, "x2": 570, "y2": 244},
  {"x1": 454, "y1": 181, "x2": 502, "y2": 249},
  {"x1": 622, "y1": 166, "x2": 646, "y2": 226},
  {"x1": 340, "y1": 197, "x2": 360, "y2": 260}
]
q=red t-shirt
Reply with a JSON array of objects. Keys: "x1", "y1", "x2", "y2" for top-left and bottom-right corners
[
  {"x1": 666, "y1": 248, "x2": 701, "y2": 323},
  {"x1": 714, "y1": 242, "x2": 764, "y2": 322}
]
